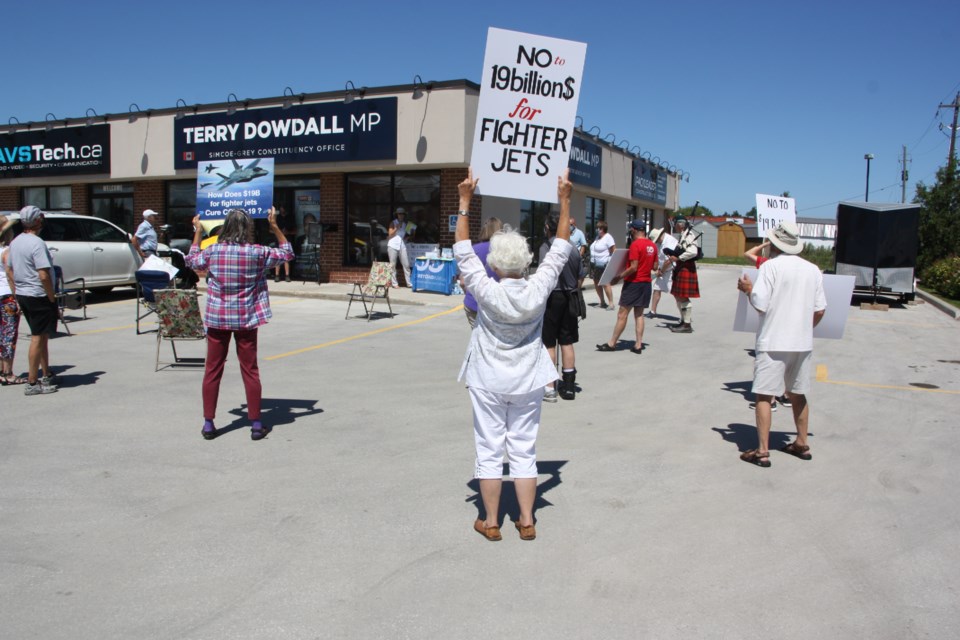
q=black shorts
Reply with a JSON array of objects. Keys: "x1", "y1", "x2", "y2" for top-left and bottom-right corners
[
  {"x1": 17, "y1": 295, "x2": 58, "y2": 336},
  {"x1": 618, "y1": 281, "x2": 652, "y2": 309},
  {"x1": 541, "y1": 290, "x2": 579, "y2": 347}
]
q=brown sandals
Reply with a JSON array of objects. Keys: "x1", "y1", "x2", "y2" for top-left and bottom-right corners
[
  {"x1": 740, "y1": 449, "x2": 771, "y2": 468},
  {"x1": 474, "y1": 519, "x2": 502, "y2": 541},
  {"x1": 515, "y1": 521, "x2": 536, "y2": 541},
  {"x1": 781, "y1": 442, "x2": 812, "y2": 460}
]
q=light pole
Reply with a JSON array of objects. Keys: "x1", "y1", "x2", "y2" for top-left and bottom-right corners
[{"x1": 864, "y1": 153, "x2": 874, "y2": 202}]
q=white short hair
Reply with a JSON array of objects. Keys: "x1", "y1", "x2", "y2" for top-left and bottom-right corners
[{"x1": 486, "y1": 227, "x2": 532, "y2": 276}]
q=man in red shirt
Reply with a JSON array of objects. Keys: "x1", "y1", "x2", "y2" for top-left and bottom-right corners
[{"x1": 597, "y1": 220, "x2": 658, "y2": 354}]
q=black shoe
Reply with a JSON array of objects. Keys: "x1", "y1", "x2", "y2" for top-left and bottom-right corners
[
  {"x1": 251, "y1": 423, "x2": 271, "y2": 441},
  {"x1": 670, "y1": 323, "x2": 693, "y2": 333},
  {"x1": 559, "y1": 370, "x2": 576, "y2": 400},
  {"x1": 596, "y1": 343, "x2": 616, "y2": 352},
  {"x1": 778, "y1": 395, "x2": 792, "y2": 408}
]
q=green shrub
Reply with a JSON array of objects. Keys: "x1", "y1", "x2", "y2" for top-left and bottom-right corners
[
  {"x1": 923, "y1": 256, "x2": 960, "y2": 299},
  {"x1": 800, "y1": 245, "x2": 835, "y2": 272}
]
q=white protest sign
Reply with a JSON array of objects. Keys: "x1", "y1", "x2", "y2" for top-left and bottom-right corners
[
  {"x1": 471, "y1": 28, "x2": 587, "y2": 203},
  {"x1": 733, "y1": 269, "x2": 856, "y2": 339},
  {"x1": 598, "y1": 249, "x2": 629, "y2": 286},
  {"x1": 755, "y1": 193, "x2": 796, "y2": 235}
]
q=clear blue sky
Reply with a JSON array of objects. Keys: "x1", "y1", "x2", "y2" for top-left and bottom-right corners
[{"x1": 4, "y1": 0, "x2": 958, "y2": 218}]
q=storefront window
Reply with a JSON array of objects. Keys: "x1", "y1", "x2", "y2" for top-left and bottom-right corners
[
  {"x1": 90, "y1": 183, "x2": 134, "y2": 233},
  {"x1": 345, "y1": 172, "x2": 440, "y2": 266},
  {"x1": 166, "y1": 181, "x2": 197, "y2": 242},
  {"x1": 23, "y1": 186, "x2": 72, "y2": 211},
  {"x1": 520, "y1": 200, "x2": 552, "y2": 266},
  {"x1": 585, "y1": 197, "x2": 605, "y2": 241}
]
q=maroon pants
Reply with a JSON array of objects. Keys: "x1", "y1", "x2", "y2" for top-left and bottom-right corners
[{"x1": 203, "y1": 327, "x2": 261, "y2": 421}]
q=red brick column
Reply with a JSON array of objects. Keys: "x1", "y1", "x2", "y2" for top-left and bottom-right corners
[
  {"x1": 70, "y1": 184, "x2": 89, "y2": 215},
  {"x1": 133, "y1": 181, "x2": 165, "y2": 225},
  {"x1": 440, "y1": 167, "x2": 480, "y2": 246},
  {"x1": 0, "y1": 186, "x2": 18, "y2": 211}
]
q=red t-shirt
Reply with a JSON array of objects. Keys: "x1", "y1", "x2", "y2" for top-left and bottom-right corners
[{"x1": 627, "y1": 238, "x2": 658, "y2": 283}]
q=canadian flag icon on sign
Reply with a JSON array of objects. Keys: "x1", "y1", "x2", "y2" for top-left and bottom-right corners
[{"x1": 183, "y1": 151, "x2": 195, "y2": 161}]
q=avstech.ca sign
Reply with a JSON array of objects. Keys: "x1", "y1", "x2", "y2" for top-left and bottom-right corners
[
  {"x1": 174, "y1": 99, "x2": 397, "y2": 169},
  {"x1": 0, "y1": 125, "x2": 110, "y2": 178}
]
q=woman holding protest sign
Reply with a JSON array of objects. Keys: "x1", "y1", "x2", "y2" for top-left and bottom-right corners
[
  {"x1": 454, "y1": 168, "x2": 575, "y2": 542},
  {"x1": 186, "y1": 207, "x2": 293, "y2": 442}
]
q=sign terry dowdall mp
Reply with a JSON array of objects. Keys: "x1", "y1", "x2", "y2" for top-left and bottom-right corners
[{"x1": 470, "y1": 28, "x2": 587, "y2": 203}]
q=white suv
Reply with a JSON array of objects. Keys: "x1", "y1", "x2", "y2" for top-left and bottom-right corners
[{"x1": 3, "y1": 211, "x2": 147, "y2": 292}]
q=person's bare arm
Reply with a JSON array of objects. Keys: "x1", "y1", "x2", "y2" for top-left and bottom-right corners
[
  {"x1": 3, "y1": 252, "x2": 15, "y2": 296},
  {"x1": 613, "y1": 260, "x2": 638, "y2": 286},
  {"x1": 455, "y1": 169, "x2": 479, "y2": 244},
  {"x1": 267, "y1": 207, "x2": 286, "y2": 246},
  {"x1": 744, "y1": 240, "x2": 769, "y2": 263},
  {"x1": 556, "y1": 170, "x2": 572, "y2": 242},
  {"x1": 813, "y1": 309, "x2": 825, "y2": 327},
  {"x1": 38, "y1": 268, "x2": 55, "y2": 302}
]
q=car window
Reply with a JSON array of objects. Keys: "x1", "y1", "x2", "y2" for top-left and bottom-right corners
[
  {"x1": 39, "y1": 218, "x2": 85, "y2": 242},
  {"x1": 81, "y1": 218, "x2": 128, "y2": 243}
]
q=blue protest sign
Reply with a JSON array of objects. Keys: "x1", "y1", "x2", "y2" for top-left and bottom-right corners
[{"x1": 196, "y1": 158, "x2": 275, "y2": 219}]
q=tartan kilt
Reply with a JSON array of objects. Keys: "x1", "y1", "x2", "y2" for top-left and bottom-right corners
[{"x1": 671, "y1": 261, "x2": 700, "y2": 298}]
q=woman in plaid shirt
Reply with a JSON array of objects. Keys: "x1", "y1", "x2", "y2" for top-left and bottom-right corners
[{"x1": 186, "y1": 208, "x2": 294, "y2": 441}]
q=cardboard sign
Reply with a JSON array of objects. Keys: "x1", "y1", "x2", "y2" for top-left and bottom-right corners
[
  {"x1": 598, "y1": 249, "x2": 629, "y2": 286},
  {"x1": 197, "y1": 158, "x2": 275, "y2": 219},
  {"x1": 471, "y1": 28, "x2": 587, "y2": 203},
  {"x1": 733, "y1": 269, "x2": 856, "y2": 339},
  {"x1": 755, "y1": 193, "x2": 796, "y2": 235}
]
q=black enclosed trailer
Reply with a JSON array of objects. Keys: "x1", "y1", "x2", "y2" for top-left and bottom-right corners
[{"x1": 834, "y1": 201, "x2": 921, "y2": 302}]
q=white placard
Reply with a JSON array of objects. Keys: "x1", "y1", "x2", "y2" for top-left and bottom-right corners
[
  {"x1": 660, "y1": 233, "x2": 678, "y2": 252},
  {"x1": 471, "y1": 28, "x2": 587, "y2": 203},
  {"x1": 598, "y1": 249, "x2": 629, "y2": 286},
  {"x1": 755, "y1": 193, "x2": 796, "y2": 235},
  {"x1": 733, "y1": 269, "x2": 856, "y2": 339}
]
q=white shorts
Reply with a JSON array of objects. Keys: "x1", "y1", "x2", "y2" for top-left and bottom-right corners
[
  {"x1": 753, "y1": 350, "x2": 813, "y2": 397},
  {"x1": 468, "y1": 387, "x2": 542, "y2": 479},
  {"x1": 652, "y1": 269, "x2": 673, "y2": 292}
]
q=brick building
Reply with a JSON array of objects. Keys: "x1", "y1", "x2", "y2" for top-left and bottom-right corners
[{"x1": 1, "y1": 80, "x2": 682, "y2": 283}]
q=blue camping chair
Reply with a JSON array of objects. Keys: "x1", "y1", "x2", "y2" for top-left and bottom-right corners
[{"x1": 136, "y1": 270, "x2": 172, "y2": 334}]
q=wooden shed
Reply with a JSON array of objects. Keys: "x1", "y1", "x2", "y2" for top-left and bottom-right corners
[{"x1": 717, "y1": 222, "x2": 747, "y2": 257}]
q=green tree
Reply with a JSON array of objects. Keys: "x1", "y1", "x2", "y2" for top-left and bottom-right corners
[
  {"x1": 914, "y1": 166, "x2": 960, "y2": 274},
  {"x1": 676, "y1": 204, "x2": 714, "y2": 218}
]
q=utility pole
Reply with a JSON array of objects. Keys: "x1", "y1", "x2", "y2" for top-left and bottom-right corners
[
  {"x1": 939, "y1": 92, "x2": 960, "y2": 177},
  {"x1": 900, "y1": 144, "x2": 909, "y2": 203}
]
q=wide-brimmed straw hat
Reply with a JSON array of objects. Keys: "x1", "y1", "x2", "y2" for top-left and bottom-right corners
[
  {"x1": 767, "y1": 221, "x2": 803, "y2": 255},
  {"x1": 649, "y1": 228, "x2": 665, "y2": 244},
  {"x1": 0, "y1": 215, "x2": 15, "y2": 237}
]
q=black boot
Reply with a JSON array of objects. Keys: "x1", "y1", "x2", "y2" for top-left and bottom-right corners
[{"x1": 559, "y1": 369, "x2": 577, "y2": 400}]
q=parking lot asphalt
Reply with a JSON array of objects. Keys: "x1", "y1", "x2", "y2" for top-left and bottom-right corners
[{"x1": 2, "y1": 266, "x2": 958, "y2": 640}]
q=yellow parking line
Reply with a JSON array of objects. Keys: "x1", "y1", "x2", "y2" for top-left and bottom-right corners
[
  {"x1": 816, "y1": 364, "x2": 960, "y2": 394},
  {"x1": 266, "y1": 305, "x2": 464, "y2": 361},
  {"x1": 850, "y1": 318, "x2": 940, "y2": 328},
  {"x1": 73, "y1": 323, "x2": 137, "y2": 335}
]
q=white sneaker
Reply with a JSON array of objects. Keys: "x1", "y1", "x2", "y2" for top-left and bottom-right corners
[{"x1": 543, "y1": 387, "x2": 558, "y2": 403}]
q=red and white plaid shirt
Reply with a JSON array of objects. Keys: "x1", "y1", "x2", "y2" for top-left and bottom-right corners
[{"x1": 186, "y1": 242, "x2": 294, "y2": 330}]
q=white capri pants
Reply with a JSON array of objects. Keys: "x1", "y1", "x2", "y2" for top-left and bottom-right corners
[
  {"x1": 468, "y1": 386, "x2": 543, "y2": 479},
  {"x1": 388, "y1": 244, "x2": 411, "y2": 286}
]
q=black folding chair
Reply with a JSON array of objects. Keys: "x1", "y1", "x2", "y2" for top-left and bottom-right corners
[{"x1": 53, "y1": 266, "x2": 87, "y2": 335}]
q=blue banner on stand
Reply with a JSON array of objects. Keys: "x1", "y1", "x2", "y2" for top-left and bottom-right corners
[
  {"x1": 196, "y1": 158, "x2": 275, "y2": 219},
  {"x1": 568, "y1": 136, "x2": 601, "y2": 189}
]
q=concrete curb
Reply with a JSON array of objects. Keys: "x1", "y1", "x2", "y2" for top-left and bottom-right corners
[{"x1": 916, "y1": 287, "x2": 960, "y2": 320}]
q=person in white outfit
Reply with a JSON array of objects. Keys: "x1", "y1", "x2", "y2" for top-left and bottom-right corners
[
  {"x1": 736, "y1": 221, "x2": 827, "y2": 468},
  {"x1": 454, "y1": 168, "x2": 574, "y2": 542},
  {"x1": 387, "y1": 207, "x2": 412, "y2": 287}
]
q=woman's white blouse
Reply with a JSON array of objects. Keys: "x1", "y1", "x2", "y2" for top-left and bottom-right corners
[{"x1": 454, "y1": 237, "x2": 574, "y2": 394}]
